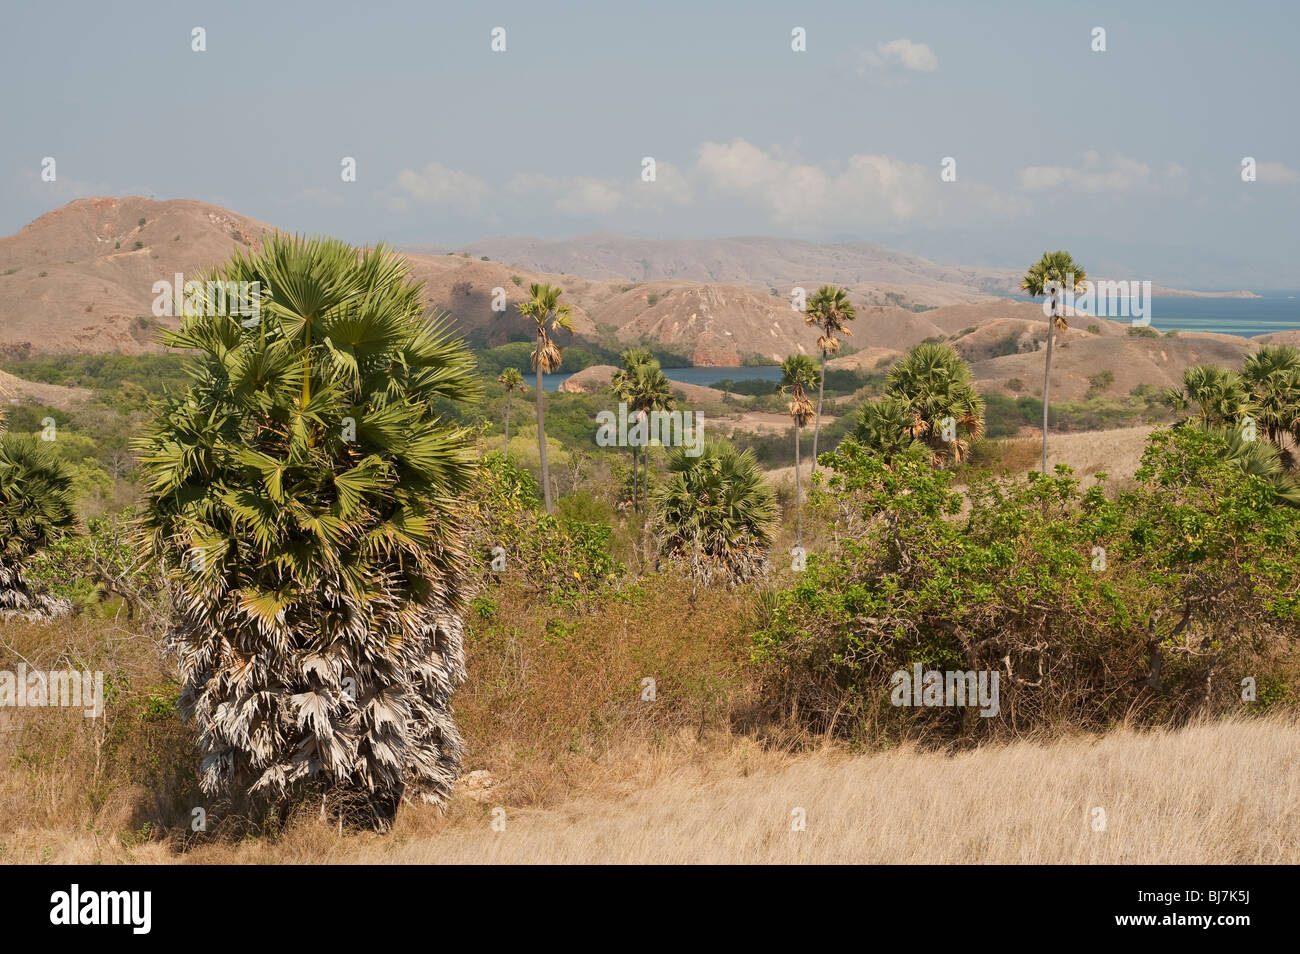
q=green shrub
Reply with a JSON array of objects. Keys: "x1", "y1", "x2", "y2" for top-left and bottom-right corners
[{"x1": 755, "y1": 428, "x2": 1300, "y2": 742}]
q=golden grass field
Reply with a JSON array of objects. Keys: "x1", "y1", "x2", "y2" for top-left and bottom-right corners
[
  {"x1": 1, "y1": 428, "x2": 1293, "y2": 865},
  {"x1": 4, "y1": 717, "x2": 1294, "y2": 864}
]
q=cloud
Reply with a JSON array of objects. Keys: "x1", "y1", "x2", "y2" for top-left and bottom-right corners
[
  {"x1": 694, "y1": 139, "x2": 934, "y2": 225},
  {"x1": 555, "y1": 178, "x2": 624, "y2": 215},
  {"x1": 860, "y1": 38, "x2": 939, "y2": 74},
  {"x1": 392, "y1": 162, "x2": 489, "y2": 210},
  {"x1": 1256, "y1": 161, "x2": 1299, "y2": 184},
  {"x1": 385, "y1": 141, "x2": 1017, "y2": 231},
  {"x1": 500, "y1": 163, "x2": 693, "y2": 214},
  {"x1": 1018, "y1": 153, "x2": 1182, "y2": 193}
]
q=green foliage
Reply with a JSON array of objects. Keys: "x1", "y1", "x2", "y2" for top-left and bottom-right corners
[
  {"x1": 756, "y1": 428, "x2": 1300, "y2": 741},
  {"x1": 652, "y1": 439, "x2": 777, "y2": 587},
  {"x1": 0, "y1": 435, "x2": 79, "y2": 570},
  {"x1": 983, "y1": 390, "x2": 1168, "y2": 439},
  {"x1": 468, "y1": 453, "x2": 622, "y2": 607},
  {"x1": 1086, "y1": 369, "x2": 1115, "y2": 398},
  {"x1": 1, "y1": 354, "x2": 191, "y2": 396},
  {"x1": 854, "y1": 342, "x2": 985, "y2": 466},
  {"x1": 1128, "y1": 326, "x2": 1160, "y2": 338}
]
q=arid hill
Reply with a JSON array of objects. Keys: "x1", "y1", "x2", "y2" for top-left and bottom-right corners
[
  {"x1": 455, "y1": 233, "x2": 1023, "y2": 296},
  {"x1": 0, "y1": 197, "x2": 275, "y2": 358},
  {"x1": 0, "y1": 199, "x2": 1279, "y2": 396}
]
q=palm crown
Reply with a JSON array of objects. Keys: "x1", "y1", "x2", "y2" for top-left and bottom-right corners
[
  {"x1": 856, "y1": 343, "x2": 985, "y2": 466},
  {"x1": 498, "y1": 367, "x2": 526, "y2": 392},
  {"x1": 805, "y1": 285, "x2": 856, "y2": 354},
  {"x1": 779, "y1": 354, "x2": 819, "y2": 427},
  {"x1": 517, "y1": 283, "x2": 573, "y2": 373},
  {"x1": 1021, "y1": 251, "x2": 1088, "y2": 332}
]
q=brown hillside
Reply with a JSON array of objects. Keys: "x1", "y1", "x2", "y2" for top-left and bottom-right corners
[
  {"x1": 971, "y1": 331, "x2": 1256, "y2": 401},
  {"x1": 0, "y1": 197, "x2": 275, "y2": 357}
]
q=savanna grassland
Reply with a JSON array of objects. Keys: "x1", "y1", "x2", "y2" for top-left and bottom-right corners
[{"x1": 2, "y1": 246, "x2": 1298, "y2": 866}]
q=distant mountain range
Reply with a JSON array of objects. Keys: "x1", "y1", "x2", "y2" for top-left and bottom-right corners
[{"x1": 0, "y1": 198, "x2": 1283, "y2": 407}]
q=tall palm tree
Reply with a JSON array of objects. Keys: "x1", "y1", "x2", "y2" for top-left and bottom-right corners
[
  {"x1": 497, "y1": 367, "x2": 526, "y2": 461},
  {"x1": 1241, "y1": 346, "x2": 1300, "y2": 448},
  {"x1": 1021, "y1": 251, "x2": 1087, "y2": 472},
  {"x1": 136, "y1": 234, "x2": 481, "y2": 829},
  {"x1": 653, "y1": 439, "x2": 777, "y2": 592},
  {"x1": 805, "y1": 285, "x2": 856, "y2": 474},
  {"x1": 779, "y1": 354, "x2": 819, "y2": 545},
  {"x1": 0, "y1": 435, "x2": 78, "y2": 619},
  {"x1": 859, "y1": 342, "x2": 984, "y2": 467},
  {"x1": 610, "y1": 348, "x2": 656, "y2": 511},
  {"x1": 516, "y1": 283, "x2": 572, "y2": 514}
]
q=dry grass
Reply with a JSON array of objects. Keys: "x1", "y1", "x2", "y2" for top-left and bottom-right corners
[
  {"x1": 1044, "y1": 424, "x2": 1153, "y2": 490},
  {"x1": 5, "y1": 716, "x2": 1294, "y2": 864},
  {"x1": 3, "y1": 552, "x2": 1294, "y2": 865}
]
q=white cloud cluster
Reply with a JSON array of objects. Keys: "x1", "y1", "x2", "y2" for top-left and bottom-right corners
[
  {"x1": 861, "y1": 38, "x2": 940, "y2": 73},
  {"x1": 1019, "y1": 151, "x2": 1186, "y2": 193},
  {"x1": 694, "y1": 139, "x2": 933, "y2": 225},
  {"x1": 386, "y1": 140, "x2": 1216, "y2": 233},
  {"x1": 390, "y1": 162, "x2": 489, "y2": 211},
  {"x1": 1256, "y1": 161, "x2": 1300, "y2": 184}
]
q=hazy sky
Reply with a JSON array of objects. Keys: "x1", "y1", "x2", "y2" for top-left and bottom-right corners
[{"x1": 3, "y1": 0, "x2": 1297, "y2": 288}]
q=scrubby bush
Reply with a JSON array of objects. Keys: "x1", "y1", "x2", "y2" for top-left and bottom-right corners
[
  {"x1": 468, "y1": 453, "x2": 623, "y2": 608},
  {"x1": 755, "y1": 427, "x2": 1300, "y2": 743}
]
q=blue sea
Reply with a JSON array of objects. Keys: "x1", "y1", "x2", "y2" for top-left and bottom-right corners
[{"x1": 1011, "y1": 291, "x2": 1300, "y2": 338}]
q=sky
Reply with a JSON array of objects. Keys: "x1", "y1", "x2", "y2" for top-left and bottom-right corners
[{"x1": 2, "y1": 0, "x2": 1298, "y2": 289}]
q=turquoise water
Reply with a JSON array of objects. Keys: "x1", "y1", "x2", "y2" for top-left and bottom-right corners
[{"x1": 1012, "y1": 293, "x2": 1300, "y2": 337}]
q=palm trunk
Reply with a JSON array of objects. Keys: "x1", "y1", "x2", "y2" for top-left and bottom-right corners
[
  {"x1": 503, "y1": 390, "x2": 512, "y2": 461},
  {"x1": 631, "y1": 446, "x2": 639, "y2": 512},
  {"x1": 1041, "y1": 310, "x2": 1056, "y2": 473},
  {"x1": 794, "y1": 424, "x2": 802, "y2": 546},
  {"x1": 536, "y1": 365, "x2": 551, "y2": 513},
  {"x1": 811, "y1": 349, "x2": 826, "y2": 476}
]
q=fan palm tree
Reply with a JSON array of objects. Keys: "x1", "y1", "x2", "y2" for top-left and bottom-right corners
[
  {"x1": 1241, "y1": 346, "x2": 1300, "y2": 448},
  {"x1": 516, "y1": 283, "x2": 572, "y2": 514},
  {"x1": 653, "y1": 439, "x2": 777, "y2": 592},
  {"x1": 135, "y1": 234, "x2": 481, "y2": 829},
  {"x1": 497, "y1": 367, "x2": 526, "y2": 461},
  {"x1": 854, "y1": 396, "x2": 923, "y2": 464},
  {"x1": 779, "y1": 354, "x2": 819, "y2": 545},
  {"x1": 612, "y1": 350, "x2": 675, "y2": 512},
  {"x1": 805, "y1": 286, "x2": 856, "y2": 474},
  {"x1": 873, "y1": 342, "x2": 985, "y2": 466},
  {"x1": 1164, "y1": 365, "x2": 1254, "y2": 428},
  {"x1": 611, "y1": 348, "x2": 654, "y2": 510},
  {"x1": 1021, "y1": 251, "x2": 1087, "y2": 471},
  {"x1": 0, "y1": 435, "x2": 78, "y2": 619}
]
